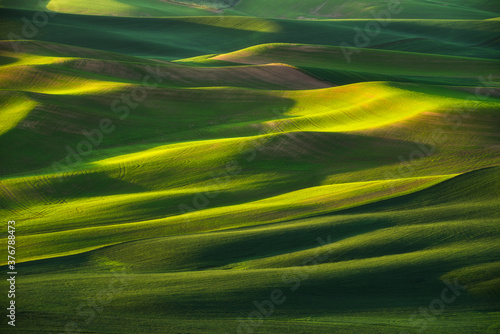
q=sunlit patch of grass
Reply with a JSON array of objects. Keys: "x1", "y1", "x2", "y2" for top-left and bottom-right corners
[
  {"x1": 0, "y1": 93, "x2": 37, "y2": 135},
  {"x1": 0, "y1": 14, "x2": 498, "y2": 331}
]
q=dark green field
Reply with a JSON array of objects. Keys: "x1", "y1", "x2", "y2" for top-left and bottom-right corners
[{"x1": 1, "y1": 1, "x2": 499, "y2": 333}]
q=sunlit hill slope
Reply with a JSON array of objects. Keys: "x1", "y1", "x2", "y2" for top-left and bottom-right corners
[{"x1": 1, "y1": 1, "x2": 499, "y2": 333}]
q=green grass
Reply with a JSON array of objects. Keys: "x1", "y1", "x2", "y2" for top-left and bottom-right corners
[
  {"x1": 0, "y1": 0, "x2": 222, "y2": 16},
  {"x1": 1, "y1": 1, "x2": 499, "y2": 333},
  {"x1": 2, "y1": 0, "x2": 499, "y2": 19},
  {"x1": 2, "y1": 9, "x2": 500, "y2": 60}
]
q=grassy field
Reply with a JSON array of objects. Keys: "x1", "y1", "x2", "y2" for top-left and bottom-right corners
[{"x1": 1, "y1": 0, "x2": 499, "y2": 333}]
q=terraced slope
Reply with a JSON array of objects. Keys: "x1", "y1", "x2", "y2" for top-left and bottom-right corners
[{"x1": 1, "y1": 1, "x2": 499, "y2": 333}]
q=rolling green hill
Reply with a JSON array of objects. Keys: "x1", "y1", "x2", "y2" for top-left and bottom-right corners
[
  {"x1": 2, "y1": 0, "x2": 499, "y2": 19},
  {"x1": 1, "y1": 0, "x2": 499, "y2": 333},
  {"x1": 2, "y1": 8, "x2": 500, "y2": 60}
]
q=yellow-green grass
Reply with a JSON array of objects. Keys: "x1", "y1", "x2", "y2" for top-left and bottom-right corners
[
  {"x1": 0, "y1": 92, "x2": 37, "y2": 135},
  {"x1": 2, "y1": 166, "x2": 498, "y2": 264},
  {"x1": 16, "y1": 169, "x2": 498, "y2": 272},
  {"x1": 6, "y1": 166, "x2": 498, "y2": 333},
  {"x1": 1, "y1": 47, "x2": 499, "y2": 262},
  {"x1": 213, "y1": 43, "x2": 500, "y2": 85},
  {"x1": 0, "y1": 56, "x2": 332, "y2": 91},
  {"x1": 0, "y1": 0, "x2": 221, "y2": 17},
  {"x1": 1, "y1": 6, "x2": 500, "y2": 332},
  {"x1": 1, "y1": 67, "x2": 497, "y2": 177},
  {"x1": 11, "y1": 238, "x2": 500, "y2": 333},
  {"x1": 1, "y1": 174, "x2": 450, "y2": 261},
  {"x1": 2, "y1": 0, "x2": 498, "y2": 19},
  {"x1": 232, "y1": 0, "x2": 500, "y2": 20},
  {"x1": 0, "y1": 40, "x2": 166, "y2": 64},
  {"x1": 2, "y1": 10, "x2": 500, "y2": 60},
  {"x1": 8, "y1": 167, "x2": 500, "y2": 326}
]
